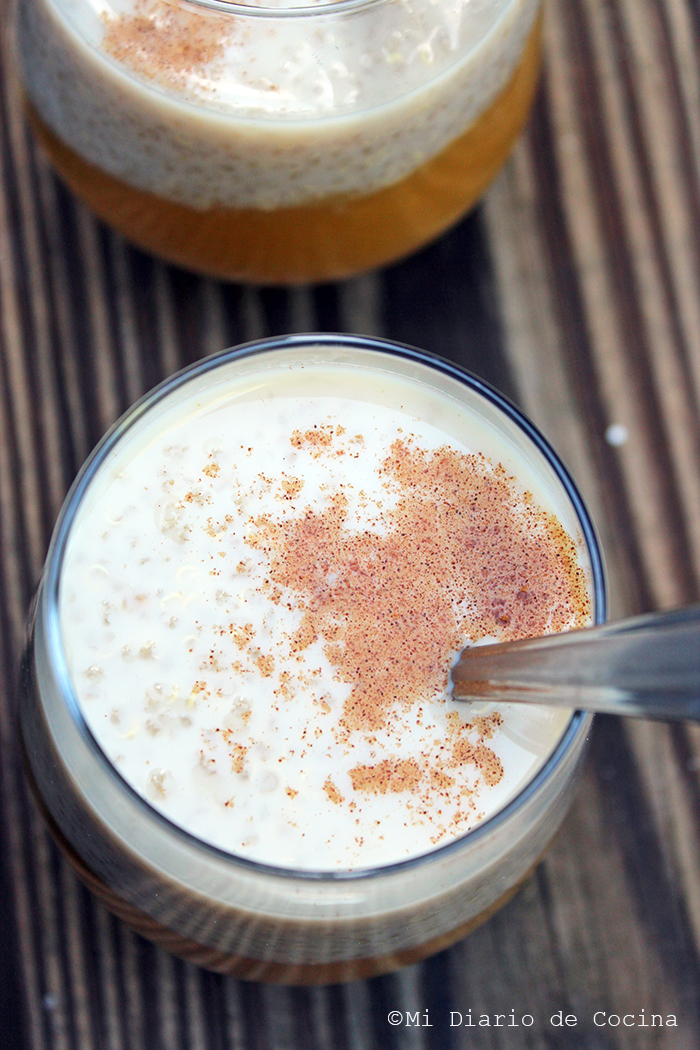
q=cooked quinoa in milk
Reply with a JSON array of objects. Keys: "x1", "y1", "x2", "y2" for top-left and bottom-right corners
[{"x1": 59, "y1": 366, "x2": 589, "y2": 870}]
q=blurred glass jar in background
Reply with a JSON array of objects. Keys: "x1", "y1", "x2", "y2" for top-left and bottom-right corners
[{"x1": 16, "y1": 0, "x2": 542, "y2": 283}]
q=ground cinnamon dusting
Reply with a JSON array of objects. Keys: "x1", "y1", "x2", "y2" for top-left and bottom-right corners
[
  {"x1": 247, "y1": 439, "x2": 589, "y2": 743},
  {"x1": 102, "y1": 0, "x2": 232, "y2": 89},
  {"x1": 228, "y1": 743, "x2": 247, "y2": 774},
  {"x1": 472, "y1": 712, "x2": 503, "y2": 740},
  {"x1": 349, "y1": 758, "x2": 423, "y2": 795},
  {"x1": 280, "y1": 477, "x2": 304, "y2": 499},
  {"x1": 323, "y1": 778, "x2": 344, "y2": 805},
  {"x1": 238, "y1": 435, "x2": 590, "y2": 811},
  {"x1": 256, "y1": 654, "x2": 274, "y2": 677},
  {"x1": 450, "y1": 738, "x2": 503, "y2": 787}
]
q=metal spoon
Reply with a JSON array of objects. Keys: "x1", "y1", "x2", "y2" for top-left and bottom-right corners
[{"x1": 451, "y1": 604, "x2": 700, "y2": 721}]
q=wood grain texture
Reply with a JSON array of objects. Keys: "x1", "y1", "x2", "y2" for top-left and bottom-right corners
[{"x1": 2, "y1": 0, "x2": 700, "y2": 1045}]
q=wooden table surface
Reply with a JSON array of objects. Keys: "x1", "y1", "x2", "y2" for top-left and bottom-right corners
[{"x1": 2, "y1": 0, "x2": 700, "y2": 1046}]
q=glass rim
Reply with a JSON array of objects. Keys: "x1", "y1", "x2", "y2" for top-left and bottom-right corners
[
  {"x1": 136, "y1": 0, "x2": 511, "y2": 21},
  {"x1": 39, "y1": 332, "x2": 607, "y2": 884},
  {"x1": 182, "y1": 0, "x2": 387, "y2": 18}
]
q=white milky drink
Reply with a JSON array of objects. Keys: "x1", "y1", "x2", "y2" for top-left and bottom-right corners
[
  {"x1": 58, "y1": 346, "x2": 592, "y2": 872},
  {"x1": 23, "y1": 338, "x2": 604, "y2": 978}
]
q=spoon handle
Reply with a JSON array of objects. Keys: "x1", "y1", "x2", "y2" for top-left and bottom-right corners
[{"x1": 451, "y1": 605, "x2": 700, "y2": 721}]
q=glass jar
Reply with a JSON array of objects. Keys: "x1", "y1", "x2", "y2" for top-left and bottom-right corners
[
  {"x1": 20, "y1": 335, "x2": 606, "y2": 983},
  {"x1": 16, "y1": 0, "x2": 542, "y2": 283}
]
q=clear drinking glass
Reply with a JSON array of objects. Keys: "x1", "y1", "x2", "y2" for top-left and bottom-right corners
[
  {"x1": 16, "y1": 0, "x2": 543, "y2": 283},
  {"x1": 20, "y1": 335, "x2": 606, "y2": 983}
]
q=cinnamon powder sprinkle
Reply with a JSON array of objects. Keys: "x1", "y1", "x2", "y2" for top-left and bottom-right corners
[
  {"x1": 323, "y1": 778, "x2": 344, "y2": 805},
  {"x1": 291, "y1": 427, "x2": 334, "y2": 450},
  {"x1": 472, "y1": 712, "x2": 504, "y2": 740},
  {"x1": 228, "y1": 743, "x2": 247, "y2": 774},
  {"x1": 349, "y1": 758, "x2": 423, "y2": 795},
  {"x1": 256, "y1": 654, "x2": 274, "y2": 677},
  {"x1": 247, "y1": 439, "x2": 590, "y2": 743},
  {"x1": 102, "y1": 0, "x2": 232, "y2": 89},
  {"x1": 280, "y1": 477, "x2": 304, "y2": 500},
  {"x1": 450, "y1": 739, "x2": 503, "y2": 787}
]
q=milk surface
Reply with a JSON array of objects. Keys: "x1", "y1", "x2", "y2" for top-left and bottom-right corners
[
  {"x1": 19, "y1": 0, "x2": 539, "y2": 207},
  {"x1": 58, "y1": 361, "x2": 589, "y2": 871}
]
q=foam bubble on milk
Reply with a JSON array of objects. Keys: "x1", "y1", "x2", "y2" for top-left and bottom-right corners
[
  {"x1": 59, "y1": 375, "x2": 589, "y2": 871},
  {"x1": 19, "y1": 0, "x2": 539, "y2": 208}
]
